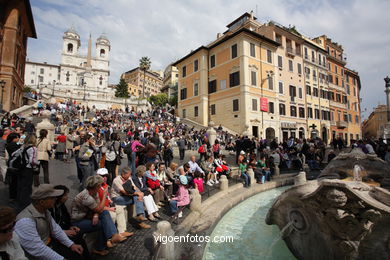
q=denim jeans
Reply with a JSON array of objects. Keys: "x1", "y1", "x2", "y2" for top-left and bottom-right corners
[
  {"x1": 241, "y1": 172, "x2": 251, "y2": 187},
  {"x1": 263, "y1": 170, "x2": 271, "y2": 183},
  {"x1": 307, "y1": 160, "x2": 319, "y2": 170},
  {"x1": 72, "y1": 210, "x2": 117, "y2": 251},
  {"x1": 169, "y1": 200, "x2": 178, "y2": 214},
  {"x1": 131, "y1": 152, "x2": 137, "y2": 174},
  {"x1": 113, "y1": 195, "x2": 144, "y2": 216}
]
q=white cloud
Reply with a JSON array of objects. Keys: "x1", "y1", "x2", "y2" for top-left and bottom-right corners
[{"x1": 28, "y1": 0, "x2": 390, "y2": 118}]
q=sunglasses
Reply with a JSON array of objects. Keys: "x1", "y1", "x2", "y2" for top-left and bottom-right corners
[{"x1": 0, "y1": 221, "x2": 16, "y2": 233}]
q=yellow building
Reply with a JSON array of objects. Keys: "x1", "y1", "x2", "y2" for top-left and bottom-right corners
[
  {"x1": 121, "y1": 67, "x2": 163, "y2": 97},
  {"x1": 173, "y1": 12, "x2": 280, "y2": 137},
  {"x1": 345, "y1": 68, "x2": 362, "y2": 141},
  {"x1": 362, "y1": 105, "x2": 388, "y2": 139},
  {"x1": 162, "y1": 65, "x2": 178, "y2": 98}
]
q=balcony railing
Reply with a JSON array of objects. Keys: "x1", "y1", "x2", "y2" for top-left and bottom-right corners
[
  {"x1": 286, "y1": 47, "x2": 295, "y2": 56},
  {"x1": 336, "y1": 121, "x2": 348, "y2": 129}
]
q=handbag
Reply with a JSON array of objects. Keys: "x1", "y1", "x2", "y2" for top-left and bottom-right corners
[
  {"x1": 123, "y1": 180, "x2": 135, "y2": 195},
  {"x1": 112, "y1": 142, "x2": 122, "y2": 165}
]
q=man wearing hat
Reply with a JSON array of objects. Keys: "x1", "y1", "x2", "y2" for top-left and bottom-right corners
[{"x1": 15, "y1": 184, "x2": 84, "y2": 260}]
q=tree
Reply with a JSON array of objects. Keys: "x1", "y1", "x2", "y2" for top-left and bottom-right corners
[
  {"x1": 169, "y1": 93, "x2": 178, "y2": 107},
  {"x1": 139, "y1": 56, "x2": 151, "y2": 98},
  {"x1": 115, "y1": 78, "x2": 129, "y2": 98},
  {"x1": 148, "y1": 93, "x2": 168, "y2": 107}
]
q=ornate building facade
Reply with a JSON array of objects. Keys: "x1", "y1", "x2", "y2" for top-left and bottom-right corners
[{"x1": 0, "y1": 0, "x2": 36, "y2": 111}]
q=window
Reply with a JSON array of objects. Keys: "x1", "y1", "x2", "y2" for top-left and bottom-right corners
[
  {"x1": 194, "y1": 106, "x2": 198, "y2": 117},
  {"x1": 31, "y1": 79, "x2": 34, "y2": 84},
  {"x1": 290, "y1": 106, "x2": 297, "y2": 117},
  {"x1": 252, "y1": 99, "x2": 257, "y2": 111},
  {"x1": 210, "y1": 55, "x2": 215, "y2": 68},
  {"x1": 31, "y1": 71, "x2": 35, "y2": 75},
  {"x1": 208, "y1": 80, "x2": 217, "y2": 94},
  {"x1": 335, "y1": 65, "x2": 338, "y2": 74},
  {"x1": 328, "y1": 74, "x2": 333, "y2": 83},
  {"x1": 279, "y1": 103, "x2": 286, "y2": 115},
  {"x1": 315, "y1": 109, "x2": 320, "y2": 119},
  {"x1": 299, "y1": 107, "x2": 305, "y2": 118},
  {"x1": 233, "y1": 99, "x2": 239, "y2": 112},
  {"x1": 220, "y1": 79, "x2": 226, "y2": 90},
  {"x1": 39, "y1": 76, "x2": 43, "y2": 83},
  {"x1": 305, "y1": 67, "x2": 310, "y2": 79},
  {"x1": 268, "y1": 77, "x2": 273, "y2": 90},
  {"x1": 230, "y1": 71, "x2": 240, "y2": 87},
  {"x1": 306, "y1": 85, "x2": 311, "y2": 95},
  {"x1": 336, "y1": 93, "x2": 341, "y2": 102},
  {"x1": 348, "y1": 114, "x2": 352, "y2": 122},
  {"x1": 269, "y1": 102, "x2": 274, "y2": 113},
  {"x1": 313, "y1": 70, "x2": 317, "y2": 81},
  {"x1": 40, "y1": 68, "x2": 44, "y2": 74},
  {"x1": 275, "y1": 34, "x2": 282, "y2": 44},
  {"x1": 304, "y1": 47, "x2": 308, "y2": 59},
  {"x1": 210, "y1": 104, "x2": 216, "y2": 115},
  {"x1": 180, "y1": 88, "x2": 187, "y2": 100},
  {"x1": 182, "y1": 109, "x2": 186, "y2": 118},
  {"x1": 251, "y1": 71, "x2": 257, "y2": 86},
  {"x1": 335, "y1": 77, "x2": 339, "y2": 86},
  {"x1": 289, "y1": 85, "x2": 296, "y2": 101},
  {"x1": 250, "y1": 43, "x2": 255, "y2": 57},
  {"x1": 313, "y1": 88, "x2": 318, "y2": 97},
  {"x1": 346, "y1": 85, "x2": 350, "y2": 95},
  {"x1": 182, "y1": 66, "x2": 187, "y2": 77},
  {"x1": 278, "y1": 82, "x2": 283, "y2": 94},
  {"x1": 344, "y1": 113, "x2": 348, "y2": 122},
  {"x1": 353, "y1": 87, "x2": 356, "y2": 96},
  {"x1": 298, "y1": 88, "x2": 302, "y2": 99},
  {"x1": 100, "y1": 49, "x2": 105, "y2": 58},
  {"x1": 67, "y1": 43, "x2": 73, "y2": 53},
  {"x1": 231, "y1": 44, "x2": 237, "y2": 58},
  {"x1": 194, "y1": 82, "x2": 199, "y2": 96},
  {"x1": 297, "y1": 63, "x2": 302, "y2": 74},
  {"x1": 311, "y1": 50, "x2": 315, "y2": 62},
  {"x1": 288, "y1": 60, "x2": 293, "y2": 72},
  {"x1": 318, "y1": 54, "x2": 322, "y2": 65},
  {"x1": 307, "y1": 107, "x2": 313, "y2": 118},
  {"x1": 194, "y1": 60, "x2": 199, "y2": 72},
  {"x1": 278, "y1": 56, "x2": 283, "y2": 68},
  {"x1": 267, "y1": 50, "x2": 272, "y2": 63},
  {"x1": 355, "y1": 115, "x2": 359, "y2": 124}
]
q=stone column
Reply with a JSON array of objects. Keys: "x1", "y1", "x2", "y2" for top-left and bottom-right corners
[
  {"x1": 219, "y1": 175, "x2": 228, "y2": 191},
  {"x1": 190, "y1": 188, "x2": 201, "y2": 212},
  {"x1": 153, "y1": 221, "x2": 175, "y2": 260},
  {"x1": 36, "y1": 111, "x2": 55, "y2": 143},
  {"x1": 247, "y1": 167, "x2": 255, "y2": 184},
  {"x1": 274, "y1": 162, "x2": 280, "y2": 177},
  {"x1": 206, "y1": 121, "x2": 217, "y2": 147}
]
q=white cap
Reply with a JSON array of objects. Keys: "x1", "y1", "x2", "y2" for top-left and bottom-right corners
[{"x1": 96, "y1": 168, "x2": 109, "y2": 176}]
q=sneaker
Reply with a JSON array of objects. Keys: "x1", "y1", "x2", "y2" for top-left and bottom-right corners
[
  {"x1": 209, "y1": 179, "x2": 215, "y2": 184},
  {"x1": 214, "y1": 180, "x2": 219, "y2": 184},
  {"x1": 139, "y1": 222, "x2": 151, "y2": 229},
  {"x1": 207, "y1": 181, "x2": 213, "y2": 186},
  {"x1": 178, "y1": 212, "x2": 183, "y2": 218},
  {"x1": 153, "y1": 212, "x2": 161, "y2": 219}
]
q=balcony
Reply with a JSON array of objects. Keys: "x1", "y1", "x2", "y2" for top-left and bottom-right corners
[
  {"x1": 336, "y1": 121, "x2": 348, "y2": 129},
  {"x1": 286, "y1": 47, "x2": 295, "y2": 57}
]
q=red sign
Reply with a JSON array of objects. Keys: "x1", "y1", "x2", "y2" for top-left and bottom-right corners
[{"x1": 260, "y1": 97, "x2": 268, "y2": 112}]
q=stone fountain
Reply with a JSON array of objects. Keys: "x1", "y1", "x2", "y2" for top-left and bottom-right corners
[{"x1": 266, "y1": 148, "x2": 390, "y2": 260}]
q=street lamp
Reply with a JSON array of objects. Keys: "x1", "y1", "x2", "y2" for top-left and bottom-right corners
[
  {"x1": 0, "y1": 80, "x2": 6, "y2": 111},
  {"x1": 384, "y1": 76, "x2": 390, "y2": 123}
]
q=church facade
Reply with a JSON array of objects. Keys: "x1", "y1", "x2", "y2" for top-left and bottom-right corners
[{"x1": 25, "y1": 27, "x2": 116, "y2": 106}]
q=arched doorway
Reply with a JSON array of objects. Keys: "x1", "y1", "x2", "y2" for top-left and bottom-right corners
[
  {"x1": 299, "y1": 127, "x2": 305, "y2": 139},
  {"x1": 266, "y1": 127, "x2": 275, "y2": 141},
  {"x1": 322, "y1": 127, "x2": 328, "y2": 143}
]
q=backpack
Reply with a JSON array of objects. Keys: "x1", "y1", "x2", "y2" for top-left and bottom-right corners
[
  {"x1": 123, "y1": 142, "x2": 132, "y2": 155},
  {"x1": 198, "y1": 145, "x2": 205, "y2": 153},
  {"x1": 8, "y1": 147, "x2": 28, "y2": 172}
]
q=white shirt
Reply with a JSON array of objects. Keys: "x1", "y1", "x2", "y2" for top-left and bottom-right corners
[{"x1": 0, "y1": 233, "x2": 27, "y2": 260}]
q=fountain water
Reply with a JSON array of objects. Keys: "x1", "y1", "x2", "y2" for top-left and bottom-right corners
[{"x1": 203, "y1": 187, "x2": 295, "y2": 260}]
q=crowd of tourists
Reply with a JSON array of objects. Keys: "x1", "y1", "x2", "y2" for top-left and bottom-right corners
[{"x1": 0, "y1": 99, "x2": 390, "y2": 259}]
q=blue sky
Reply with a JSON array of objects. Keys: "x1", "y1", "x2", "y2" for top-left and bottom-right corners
[{"x1": 27, "y1": 0, "x2": 390, "y2": 118}]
